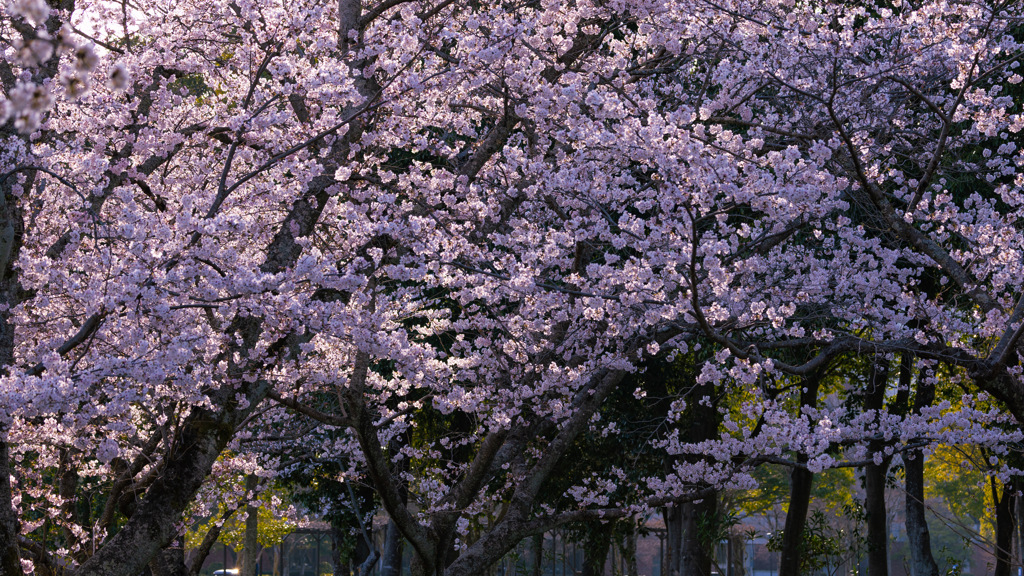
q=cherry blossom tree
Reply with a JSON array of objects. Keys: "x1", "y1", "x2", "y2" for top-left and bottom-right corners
[{"x1": 4, "y1": 0, "x2": 1024, "y2": 575}]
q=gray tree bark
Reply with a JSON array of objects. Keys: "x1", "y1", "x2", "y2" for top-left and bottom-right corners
[
  {"x1": 665, "y1": 506, "x2": 680, "y2": 576},
  {"x1": 678, "y1": 497, "x2": 715, "y2": 576},
  {"x1": 381, "y1": 519, "x2": 403, "y2": 576},
  {"x1": 241, "y1": 475, "x2": 260, "y2": 576},
  {"x1": 149, "y1": 547, "x2": 188, "y2": 576},
  {"x1": 905, "y1": 368, "x2": 938, "y2": 576}
]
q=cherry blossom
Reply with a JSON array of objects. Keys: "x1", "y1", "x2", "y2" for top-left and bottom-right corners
[{"x1": 2, "y1": 0, "x2": 1024, "y2": 574}]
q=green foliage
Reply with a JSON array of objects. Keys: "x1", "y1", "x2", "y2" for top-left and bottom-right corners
[
  {"x1": 811, "y1": 467, "x2": 857, "y2": 511},
  {"x1": 735, "y1": 465, "x2": 790, "y2": 517},
  {"x1": 169, "y1": 73, "x2": 213, "y2": 97},
  {"x1": 697, "y1": 507, "x2": 739, "y2": 556},
  {"x1": 925, "y1": 446, "x2": 987, "y2": 525},
  {"x1": 281, "y1": 459, "x2": 374, "y2": 569},
  {"x1": 937, "y1": 542, "x2": 971, "y2": 576},
  {"x1": 765, "y1": 510, "x2": 844, "y2": 573},
  {"x1": 184, "y1": 482, "x2": 297, "y2": 551},
  {"x1": 212, "y1": 502, "x2": 295, "y2": 550}
]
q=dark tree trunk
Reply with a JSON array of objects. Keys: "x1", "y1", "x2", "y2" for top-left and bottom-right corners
[
  {"x1": 678, "y1": 496, "x2": 716, "y2": 576},
  {"x1": 408, "y1": 533, "x2": 458, "y2": 576},
  {"x1": 58, "y1": 450, "x2": 83, "y2": 561},
  {"x1": 353, "y1": 529, "x2": 372, "y2": 569},
  {"x1": 864, "y1": 461, "x2": 889, "y2": 576},
  {"x1": 0, "y1": 439, "x2": 23, "y2": 576},
  {"x1": 580, "y1": 523, "x2": 614, "y2": 576},
  {"x1": 778, "y1": 372, "x2": 821, "y2": 576},
  {"x1": 0, "y1": 123, "x2": 29, "y2": 576},
  {"x1": 864, "y1": 357, "x2": 890, "y2": 576},
  {"x1": 531, "y1": 534, "x2": 543, "y2": 576},
  {"x1": 676, "y1": 380, "x2": 721, "y2": 576},
  {"x1": 330, "y1": 525, "x2": 345, "y2": 576},
  {"x1": 150, "y1": 547, "x2": 189, "y2": 576},
  {"x1": 905, "y1": 451, "x2": 938, "y2": 576},
  {"x1": 381, "y1": 519, "x2": 403, "y2": 576},
  {"x1": 779, "y1": 460, "x2": 813, "y2": 576},
  {"x1": 906, "y1": 363, "x2": 938, "y2": 576},
  {"x1": 994, "y1": 478, "x2": 1017, "y2": 576},
  {"x1": 1018, "y1": 495, "x2": 1024, "y2": 576},
  {"x1": 623, "y1": 523, "x2": 639, "y2": 576},
  {"x1": 411, "y1": 553, "x2": 428, "y2": 576},
  {"x1": 729, "y1": 533, "x2": 747, "y2": 576},
  {"x1": 665, "y1": 505, "x2": 680, "y2": 576},
  {"x1": 75, "y1": 368, "x2": 275, "y2": 576}
]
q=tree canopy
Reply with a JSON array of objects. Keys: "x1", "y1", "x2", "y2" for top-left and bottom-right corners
[{"x1": 4, "y1": 0, "x2": 1024, "y2": 574}]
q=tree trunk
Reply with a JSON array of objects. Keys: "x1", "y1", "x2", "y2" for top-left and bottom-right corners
[
  {"x1": 665, "y1": 505, "x2": 681, "y2": 576},
  {"x1": 864, "y1": 357, "x2": 890, "y2": 576},
  {"x1": 623, "y1": 523, "x2": 639, "y2": 576},
  {"x1": 0, "y1": 438, "x2": 23, "y2": 576},
  {"x1": 995, "y1": 478, "x2": 1017, "y2": 576},
  {"x1": 678, "y1": 496, "x2": 716, "y2": 576},
  {"x1": 280, "y1": 536, "x2": 297, "y2": 576},
  {"x1": 185, "y1": 507, "x2": 236, "y2": 576},
  {"x1": 864, "y1": 455, "x2": 891, "y2": 575},
  {"x1": 57, "y1": 450, "x2": 84, "y2": 562},
  {"x1": 408, "y1": 370, "x2": 629, "y2": 576},
  {"x1": 729, "y1": 533, "x2": 746, "y2": 576},
  {"x1": 74, "y1": 364, "x2": 276, "y2": 576},
  {"x1": 906, "y1": 369, "x2": 939, "y2": 576},
  {"x1": 778, "y1": 460, "x2": 814, "y2": 576},
  {"x1": 1018, "y1": 495, "x2": 1024, "y2": 576},
  {"x1": 778, "y1": 372, "x2": 821, "y2": 576},
  {"x1": 381, "y1": 519, "x2": 403, "y2": 576},
  {"x1": 329, "y1": 525, "x2": 345, "y2": 576},
  {"x1": 904, "y1": 451, "x2": 938, "y2": 576},
  {"x1": 241, "y1": 475, "x2": 260, "y2": 576},
  {"x1": 674, "y1": 378, "x2": 721, "y2": 576},
  {"x1": 0, "y1": 142, "x2": 29, "y2": 576},
  {"x1": 411, "y1": 553, "x2": 428, "y2": 576},
  {"x1": 150, "y1": 547, "x2": 189, "y2": 576},
  {"x1": 531, "y1": 534, "x2": 543, "y2": 576},
  {"x1": 580, "y1": 523, "x2": 614, "y2": 576},
  {"x1": 352, "y1": 528, "x2": 372, "y2": 569}
]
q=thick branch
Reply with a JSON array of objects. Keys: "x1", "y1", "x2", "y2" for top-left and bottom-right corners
[{"x1": 266, "y1": 390, "x2": 351, "y2": 427}]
